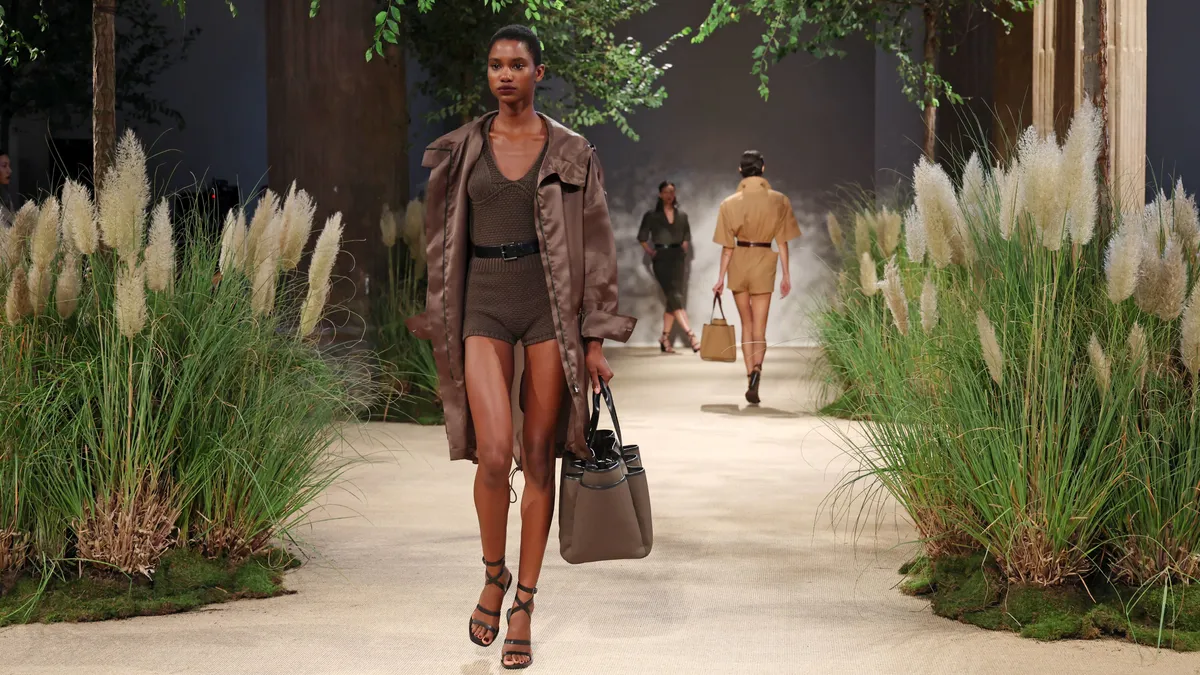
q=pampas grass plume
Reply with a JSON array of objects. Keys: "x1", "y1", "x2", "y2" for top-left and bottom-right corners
[
  {"x1": 27, "y1": 265, "x2": 51, "y2": 315},
  {"x1": 879, "y1": 256, "x2": 909, "y2": 335},
  {"x1": 1128, "y1": 322, "x2": 1148, "y2": 387},
  {"x1": 380, "y1": 204, "x2": 398, "y2": 248},
  {"x1": 145, "y1": 199, "x2": 175, "y2": 294},
  {"x1": 299, "y1": 212, "x2": 344, "y2": 336},
  {"x1": 959, "y1": 152, "x2": 987, "y2": 223},
  {"x1": 56, "y1": 251, "x2": 82, "y2": 319},
  {"x1": 219, "y1": 209, "x2": 248, "y2": 276},
  {"x1": 98, "y1": 130, "x2": 150, "y2": 260},
  {"x1": 1063, "y1": 101, "x2": 1101, "y2": 245},
  {"x1": 1172, "y1": 178, "x2": 1200, "y2": 257},
  {"x1": 976, "y1": 310, "x2": 1003, "y2": 385},
  {"x1": 279, "y1": 184, "x2": 316, "y2": 270},
  {"x1": 1158, "y1": 237, "x2": 1188, "y2": 321},
  {"x1": 5, "y1": 266, "x2": 30, "y2": 324},
  {"x1": 1088, "y1": 333, "x2": 1112, "y2": 397},
  {"x1": 904, "y1": 205, "x2": 926, "y2": 263},
  {"x1": 920, "y1": 275, "x2": 938, "y2": 333},
  {"x1": 877, "y1": 208, "x2": 902, "y2": 258},
  {"x1": 859, "y1": 252, "x2": 878, "y2": 296},
  {"x1": 1182, "y1": 283, "x2": 1200, "y2": 381},
  {"x1": 30, "y1": 195, "x2": 59, "y2": 272},
  {"x1": 1017, "y1": 126, "x2": 1067, "y2": 250},
  {"x1": 1105, "y1": 213, "x2": 1143, "y2": 303},
  {"x1": 403, "y1": 199, "x2": 427, "y2": 275},
  {"x1": 62, "y1": 179, "x2": 98, "y2": 255},
  {"x1": 11, "y1": 201, "x2": 36, "y2": 245},
  {"x1": 115, "y1": 263, "x2": 147, "y2": 338},
  {"x1": 913, "y1": 157, "x2": 961, "y2": 268},
  {"x1": 995, "y1": 162, "x2": 1025, "y2": 241},
  {"x1": 854, "y1": 213, "x2": 873, "y2": 258},
  {"x1": 245, "y1": 189, "x2": 280, "y2": 272},
  {"x1": 251, "y1": 208, "x2": 283, "y2": 317}
]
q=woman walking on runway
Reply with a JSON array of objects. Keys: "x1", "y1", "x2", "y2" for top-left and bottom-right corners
[
  {"x1": 711, "y1": 150, "x2": 801, "y2": 404},
  {"x1": 405, "y1": 24, "x2": 635, "y2": 669},
  {"x1": 638, "y1": 181, "x2": 700, "y2": 353}
]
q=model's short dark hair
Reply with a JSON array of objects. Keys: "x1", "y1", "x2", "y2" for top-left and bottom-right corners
[
  {"x1": 739, "y1": 150, "x2": 764, "y2": 178},
  {"x1": 489, "y1": 24, "x2": 542, "y2": 67}
]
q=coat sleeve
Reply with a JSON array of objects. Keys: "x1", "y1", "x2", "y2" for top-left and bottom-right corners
[
  {"x1": 713, "y1": 200, "x2": 736, "y2": 247},
  {"x1": 636, "y1": 211, "x2": 653, "y2": 243},
  {"x1": 580, "y1": 147, "x2": 636, "y2": 343},
  {"x1": 775, "y1": 194, "x2": 802, "y2": 244}
]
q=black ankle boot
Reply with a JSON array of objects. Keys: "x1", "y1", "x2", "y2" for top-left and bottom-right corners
[{"x1": 746, "y1": 367, "x2": 762, "y2": 404}]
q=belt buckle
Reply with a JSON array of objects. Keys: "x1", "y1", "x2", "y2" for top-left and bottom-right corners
[{"x1": 501, "y1": 242, "x2": 518, "y2": 261}]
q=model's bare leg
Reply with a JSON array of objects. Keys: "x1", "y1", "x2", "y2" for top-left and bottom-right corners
[
  {"x1": 732, "y1": 291, "x2": 756, "y2": 375},
  {"x1": 748, "y1": 293, "x2": 772, "y2": 368},
  {"x1": 503, "y1": 338, "x2": 565, "y2": 668},
  {"x1": 674, "y1": 309, "x2": 701, "y2": 350},
  {"x1": 465, "y1": 336, "x2": 515, "y2": 646},
  {"x1": 659, "y1": 312, "x2": 676, "y2": 352}
]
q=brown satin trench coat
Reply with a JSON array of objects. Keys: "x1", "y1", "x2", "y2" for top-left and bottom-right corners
[{"x1": 404, "y1": 112, "x2": 636, "y2": 463}]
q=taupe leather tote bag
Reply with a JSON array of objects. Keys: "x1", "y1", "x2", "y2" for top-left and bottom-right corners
[
  {"x1": 558, "y1": 381, "x2": 653, "y2": 564},
  {"x1": 700, "y1": 293, "x2": 737, "y2": 362}
]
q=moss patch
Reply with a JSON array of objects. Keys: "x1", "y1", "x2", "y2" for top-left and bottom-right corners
[
  {"x1": 903, "y1": 554, "x2": 1200, "y2": 651},
  {"x1": 0, "y1": 548, "x2": 299, "y2": 626}
]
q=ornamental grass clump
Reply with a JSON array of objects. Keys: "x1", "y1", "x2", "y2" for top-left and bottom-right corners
[
  {"x1": 371, "y1": 199, "x2": 439, "y2": 421},
  {"x1": 820, "y1": 103, "x2": 1200, "y2": 601},
  {"x1": 0, "y1": 131, "x2": 367, "y2": 591}
]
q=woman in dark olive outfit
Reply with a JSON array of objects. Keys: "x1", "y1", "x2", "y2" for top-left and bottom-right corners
[
  {"x1": 404, "y1": 25, "x2": 635, "y2": 670},
  {"x1": 638, "y1": 181, "x2": 700, "y2": 353}
]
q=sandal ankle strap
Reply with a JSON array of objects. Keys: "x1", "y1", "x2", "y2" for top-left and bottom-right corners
[{"x1": 483, "y1": 556, "x2": 505, "y2": 567}]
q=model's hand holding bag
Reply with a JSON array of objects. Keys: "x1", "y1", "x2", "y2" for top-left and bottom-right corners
[
  {"x1": 700, "y1": 293, "x2": 737, "y2": 362},
  {"x1": 558, "y1": 380, "x2": 653, "y2": 563}
]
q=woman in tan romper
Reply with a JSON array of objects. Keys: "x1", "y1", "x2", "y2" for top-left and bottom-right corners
[{"x1": 712, "y1": 150, "x2": 801, "y2": 404}]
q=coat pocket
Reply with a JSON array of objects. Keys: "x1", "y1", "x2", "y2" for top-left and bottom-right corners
[{"x1": 405, "y1": 311, "x2": 435, "y2": 340}]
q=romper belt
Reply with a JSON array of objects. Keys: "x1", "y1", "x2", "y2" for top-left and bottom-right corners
[
  {"x1": 736, "y1": 240, "x2": 771, "y2": 248},
  {"x1": 654, "y1": 243, "x2": 683, "y2": 250},
  {"x1": 473, "y1": 239, "x2": 540, "y2": 261}
]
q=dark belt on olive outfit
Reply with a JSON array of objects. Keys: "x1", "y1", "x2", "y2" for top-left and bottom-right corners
[
  {"x1": 473, "y1": 240, "x2": 540, "y2": 261},
  {"x1": 654, "y1": 243, "x2": 683, "y2": 250},
  {"x1": 736, "y1": 240, "x2": 772, "y2": 248}
]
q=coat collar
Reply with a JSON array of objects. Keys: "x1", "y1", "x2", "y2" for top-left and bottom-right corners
[
  {"x1": 425, "y1": 111, "x2": 592, "y2": 187},
  {"x1": 737, "y1": 176, "x2": 772, "y2": 193}
]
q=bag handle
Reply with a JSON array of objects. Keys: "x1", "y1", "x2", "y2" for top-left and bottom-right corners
[
  {"x1": 585, "y1": 379, "x2": 623, "y2": 456},
  {"x1": 710, "y1": 292, "x2": 727, "y2": 322}
]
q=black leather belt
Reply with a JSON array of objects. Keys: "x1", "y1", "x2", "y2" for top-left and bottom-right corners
[
  {"x1": 654, "y1": 243, "x2": 683, "y2": 250},
  {"x1": 473, "y1": 240, "x2": 540, "y2": 261},
  {"x1": 736, "y1": 240, "x2": 772, "y2": 248}
]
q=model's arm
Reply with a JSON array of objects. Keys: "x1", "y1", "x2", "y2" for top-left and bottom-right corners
[
  {"x1": 681, "y1": 212, "x2": 692, "y2": 254},
  {"x1": 776, "y1": 196, "x2": 801, "y2": 298},
  {"x1": 637, "y1": 212, "x2": 656, "y2": 257},
  {"x1": 712, "y1": 203, "x2": 734, "y2": 295}
]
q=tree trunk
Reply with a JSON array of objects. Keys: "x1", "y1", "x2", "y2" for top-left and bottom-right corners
[
  {"x1": 265, "y1": 0, "x2": 408, "y2": 343},
  {"x1": 93, "y1": 0, "x2": 117, "y2": 185},
  {"x1": 922, "y1": 5, "x2": 939, "y2": 160}
]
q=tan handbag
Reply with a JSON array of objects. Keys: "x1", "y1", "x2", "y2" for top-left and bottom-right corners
[
  {"x1": 700, "y1": 293, "x2": 737, "y2": 362},
  {"x1": 558, "y1": 381, "x2": 652, "y2": 564}
]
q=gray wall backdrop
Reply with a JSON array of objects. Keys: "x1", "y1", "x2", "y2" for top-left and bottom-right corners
[{"x1": 12, "y1": 1, "x2": 1198, "y2": 347}]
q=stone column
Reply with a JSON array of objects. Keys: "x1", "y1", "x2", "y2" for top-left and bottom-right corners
[
  {"x1": 1108, "y1": 0, "x2": 1147, "y2": 208},
  {"x1": 1033, "y1": 0, "x2": 1146, "y2": 207}
]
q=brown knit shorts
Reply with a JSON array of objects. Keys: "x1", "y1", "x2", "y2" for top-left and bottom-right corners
[{"x1": 463, "y1": 254, "x2": 557, "y2": 345}]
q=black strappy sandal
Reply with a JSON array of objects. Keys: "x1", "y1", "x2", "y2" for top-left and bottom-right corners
[
  {"x1": 469, "y1": 556, "x2": 513, "y2": 647},
  {"x1": 502, "y1": 583, "x2": 537, "y2": 670},
  {"x1": 687, "y1": 331, "x2": 701, "y2": 353},
  {"x1": 658, "y1": 332, "x2": 676, "y2": 354}
]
